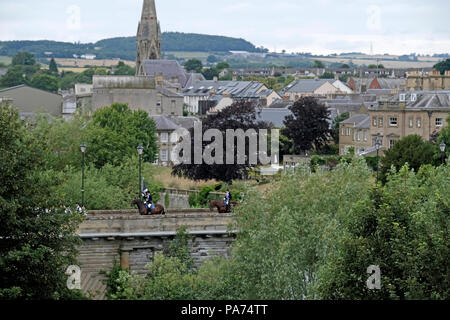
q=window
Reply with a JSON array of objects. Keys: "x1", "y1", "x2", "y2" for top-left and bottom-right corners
[
  {"x1": 389, "y1": 139, "x2": 396, "y2": 149},
  {"x1": 373, "y1": 117, "x2": 377, "y2": 126},
  {"x1": 389, "y1": 117, "x2": 398, "y2": 126},
  {"x1": 409, "y1": 118, "x2": 413, "y2": 128},
  {"x1": 161, "y1": 150, "x2": 168, "y2": 162},
  {"x1": 346, "y1": 128, "x2": 351, "y2": 136},
  {"x1": 379, "y1": 117, "x2": 383, "y2": 127},
  {"x1": 357, "y1": 131, "x2": 361, "y2": 141},
  {"x1": 436, "y1": 118, "x2": 443, "y2": 127},
  {"x1": 399, "y1": 94, "x2": 406, "y2": 102},
  {"x1": 417, "y1": 118, "x2": 422, "y2": 128},
  {"x1": 161, "y1": 132, "x2": 169, "y2": 143},
  {"x1": 364, "y1": 131, "x2": 368, "y2": 141},
  {"x1": 341, "y1": 128, "x2": 345, "y2": 136}
]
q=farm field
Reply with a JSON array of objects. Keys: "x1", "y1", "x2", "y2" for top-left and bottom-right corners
[
  {"x1": 49, "y1": 58, "x2": 135, "y2": 68},
  {"x1": 59, "y1": 67, "x2": 89, "y2": 73},
  {"x1": 0, "y1": 56, "x2": 11, "y2": 65},
  {"x1": 315, "y1": 56, "x2": 439, "y2": 68},
  {"x1": 165, "y1": 51, "x2": 213, "y2": 60}
]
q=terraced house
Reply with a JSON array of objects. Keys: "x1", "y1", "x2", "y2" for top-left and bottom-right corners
[{"x1": 340, "y1": 91, "x2": 450, "y2": 155}]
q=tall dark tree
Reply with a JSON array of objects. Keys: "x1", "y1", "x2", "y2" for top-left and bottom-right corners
[
  {"x1": 380, "y1": 134, "x2": 437, "y2": 183},
  {"x1": 184, "y1": 59, "x2": 203, "y2": 73},
  {"x1": 282, "y1": 97, "x2": 331, "y2": 154},
  {"x1": 12, "y1": 52, "x2": 36, "y2": 66},
  {"x1": 0, "y1": 104, "x2": 84, "y2": 299},
  {"x1": 172, "y1": 101, "x2": 271, "y2": 183},
  {"x1": 49, "y1": 58, "x2": 58, "y2": 74},
  {"x1": 434, "y1": 58, "x2": 450, "y2": 75}
]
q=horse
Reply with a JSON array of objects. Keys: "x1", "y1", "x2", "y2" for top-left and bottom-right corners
[
  {"x1": 209, "y1": 200, "x2": 234, "y2": 214},
  {"x1": 132, "y1": 199, "x2": 166, "y2": 216}
]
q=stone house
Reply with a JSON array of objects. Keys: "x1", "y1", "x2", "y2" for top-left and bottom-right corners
[{"x1": 406, "y1": 70, "x2": 450, "y2": 91}]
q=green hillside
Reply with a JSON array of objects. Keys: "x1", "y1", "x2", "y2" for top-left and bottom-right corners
[{"x1": 0, "y1": 32, "x2": 267, "y2": 61}]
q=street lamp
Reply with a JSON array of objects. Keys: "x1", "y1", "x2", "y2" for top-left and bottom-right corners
[
  {"x1": 375, "y1": 140, "x2": 381, "y2": 184},
  {"x1": 137, "y1": 144, "x2": 144, "y2": 198},
  {"x1": 80, "y1": 143, "x2": 86, "y2": 208},
  {"x1": 440, "y1": 142, "x2": 446, "y2": 165}
]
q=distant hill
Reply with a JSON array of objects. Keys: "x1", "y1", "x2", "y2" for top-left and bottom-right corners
[{"x1": 0, "y1": 32, "x2": 266, "y2": 61}]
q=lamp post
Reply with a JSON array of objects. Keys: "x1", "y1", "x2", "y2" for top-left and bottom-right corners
[
  {"x1": 440, "y1": 142, "x2": 446, "y2": 165},
  {"x1": 137, "y1": 144, "x2": 144, "y2": 198},
  {"x1": 375, "y1": 140, "x2": 381, "y2": 184},
  {"x1": 80, "y1": 143, "x2": 86, "y2": 208}
]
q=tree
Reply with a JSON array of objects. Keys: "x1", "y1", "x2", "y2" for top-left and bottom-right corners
[
  {"x1": 215, "y1": 62, "x2": 230, "y2": 72},
  {"x1": 114, "y1": 61, "x2": 135, "y2": 76},
  {"x1": 201, "y1": 68, "x2": 219, "y2": 80},
  {"x1": 320, "y1": 72, "x2": 335, "y2": 79},
  {"x1": 0, "y1": 104, "x2": 84, "y2": 299},
  {"x1": 207, "y1": 55, "x2": 219, "y2": 63},
  {"x1": 84, "y1": 103, "x2": 158, "y2": 168},
  {"x1": 340, "y1": 64, "x2": 350, "y2": 68},
  {"x1": 0, "y1": 67, "x2": 26, "y2": 88},
  {"x1": 12, "y1": 52, "x2": 36, "y2": 66},
  {"x1": 380, "y1": 135, "x2": 437, "y2": 183},
  {"x1": 313, "y1": 60, "x2": 325, "y2": 68},
  {"x1": 29, "y1": 73, "x2": 59, "y2": 93},
  {"x1": 434, "y1": 58, "x2": 450, "y2": 75},
  {"x1": 49, "y1": 58, "x2": 58, "y2": 74},
  {"x1": 368, "y1": 64, "x2": 385, "y2": 69},
  {"x1": 282, "y1": 97, "x2": 331, "y2": 154},
  {"x1": 331, "y1": 112, "x2": 350, "y2": 144},
  {"x1": 317, "y1": 164, "x2": 450, "y2": 299},
  {"x1": 172, "y1": 101, "x2": 271, "y2": 183},
  {"x1": 184, "y1": 59, "x2": 203, "y2": 73}
]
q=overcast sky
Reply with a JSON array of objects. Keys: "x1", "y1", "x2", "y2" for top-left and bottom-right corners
[{"x1": 0, "y1": 0, "x2": 449, "y2": 55}]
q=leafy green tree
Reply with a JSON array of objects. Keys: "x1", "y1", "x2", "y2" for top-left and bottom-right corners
[
  {"x1": 215, "y1": 62, "x2": 230, "y2": 72},
  {"x1": 379, "y1": 135, "x2": 437, "y2": 183},
  {"x1": 207, "y1": 55, "x2": 219, "y2": 63},
  {"x1": 114, "y1": 61, "x2": 135, "y2": 76},
  {"x1": 340, "y1": 64, "x2": 350, "y2": 68},
  {"x1": 0, "y1": 67, "x2": 26, "y2": 87},
  {"x1": 201, "y1": 68, "x2": 219, "y2": 80},
  {"x1": 313, "y1": 60, "x2": 325, "y2": 68},
  {"x1": 317, "y1": 164, "x2": 450, "y2": 299},
  {"x1": 332, "y1": 112, "x2": 350, "y2": 144},
  {"x1": 84, "y1": 103, "x2": 158, "y2": 168},
  {"x1": 282, "y1": 97, "x2": 331, "y2": 154},
  {"x1": 437, "y1": 115, "x2": 450, "y2": 159},
  {"x1": 184, "y1": 59, "x2": 203, "y2": 73},
  {"x1": 29, "y1": 73, "x2": 59, "y2": 93},
  {"x1": 49, "y1": 58, "x2": 58, "y2": 74},
  {"x1": 368, "y1": 64, "x2": 385, "y2": 69},
  {"x1": 12, "y1": 52, "x2": 36, "y2": 66},
  {"x1": 0, "y1": 104, "x2": 84, "y2": 299},
  {"x1": 320, "y1": 72, "x2": 335, "y2": 79},
  {"x1": 433, "y1": 58, "x2": 450, "y2": 75}
]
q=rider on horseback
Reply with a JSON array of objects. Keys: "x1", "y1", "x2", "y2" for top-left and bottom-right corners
[
  {"x1": 224, "y1": 189, "x2": 232, "y2": 212},
  {"x1": 142, "y1": 189, "x2": 154, "y2": 212}
]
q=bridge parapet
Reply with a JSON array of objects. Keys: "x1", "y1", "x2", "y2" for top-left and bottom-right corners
[{"x1": 76, "y1": 209, "x2": 237, "y2": 299}]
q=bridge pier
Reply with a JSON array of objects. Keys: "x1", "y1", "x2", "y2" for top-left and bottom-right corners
[{"x1": 76, "y1": 209, "x2": 236, "y2": 300}]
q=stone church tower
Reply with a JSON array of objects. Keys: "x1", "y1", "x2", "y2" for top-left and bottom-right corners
[{"x1": 136, "y1": 0, "x2": 162, "y2": 76}]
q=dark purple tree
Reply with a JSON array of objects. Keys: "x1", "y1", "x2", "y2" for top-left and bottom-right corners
[
  {"x1": 172, "y1": 101, "x2": 271, "y2": 183},
  {"x1": 282, "y1": 97, "x2": 331, "y2": 154}
]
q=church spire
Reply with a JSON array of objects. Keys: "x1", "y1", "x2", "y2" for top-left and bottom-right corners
[{"x1": 136, "y1": 0, "x2": 162, "y2": 76}]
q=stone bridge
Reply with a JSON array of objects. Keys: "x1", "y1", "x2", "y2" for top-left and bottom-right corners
[{"x1": 76, "y1": 209, "x2": 236, "y2": 300}]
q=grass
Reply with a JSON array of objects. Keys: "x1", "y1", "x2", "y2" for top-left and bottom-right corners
[
  {"x1": 150, "y1": 166, "x2": 218, "y2": 190},
  {"x1": 165, "y1": 52, "x2": 212, "y2": 60},
  {"x1": 0, "y1": 56, "x2": 11, "y2": 65}
]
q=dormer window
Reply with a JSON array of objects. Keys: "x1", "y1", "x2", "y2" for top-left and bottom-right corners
[
  {"x1": 411, "y1": 94, "x2": 417, "y2": 102},
  {"x1": 399, "y1": 94, "x2": 406, "y2": 102}
]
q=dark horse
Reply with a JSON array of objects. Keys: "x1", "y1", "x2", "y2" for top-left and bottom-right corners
[
  {"x1": 132, "y1": 199, "x2": 166, "y2": 216},
  {"x1": 209, "y1": 200, "x2": 237, "y2": 214}
]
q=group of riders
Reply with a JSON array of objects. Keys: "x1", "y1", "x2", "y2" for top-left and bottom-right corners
[{"x1": 142, "y1": 188, "x2": 233, "y2": 212}]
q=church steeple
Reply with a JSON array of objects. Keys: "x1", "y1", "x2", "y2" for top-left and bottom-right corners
[{"x1": 136, "y1": 0, "x2": 162, "y2": 76}]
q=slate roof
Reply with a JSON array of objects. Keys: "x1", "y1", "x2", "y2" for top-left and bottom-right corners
[
  {"x1": 150, "y1": 115, "x2": 181, "y2": 131},
  {"x1": 143, "y1": 60, "x2": 189, "y2": 87},
  {"x1": 373, "y1": 91, "x2": 450, "y2": 111},
  {"x1": 169, "y1": 116, "x2": 200, "y2": 130},
  {"x1": 342, "y1": 114, "x2": 370, "y2": 129},
  {"x1": 283, "y1": 79, "x2": 330, "y2": 93},
  {"x1": 255, "y1": 108, "x2": 293, "y2": 128},
  {"x1": 375, "y1": 78, "x2": 406, "y2": 90}
]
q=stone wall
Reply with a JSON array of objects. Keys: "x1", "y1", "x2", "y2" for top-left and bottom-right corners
[{"x1": 76, "y1": 209, "x2": 236, "y2": 299}]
